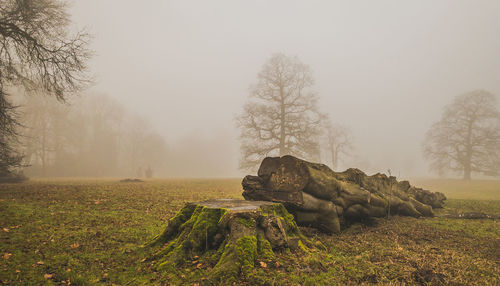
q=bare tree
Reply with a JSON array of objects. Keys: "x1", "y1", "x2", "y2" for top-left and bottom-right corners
[
  {"x1": 324, "y1": 121, "x2": 353, "y2": 170},
  {"x1": 19, "y1": 95, "x2": 68, "y2": 176},
  {"x1": 423, "y1": 90, "x2": 500, "y2": 180},
  {"x1": 0, "y1": 0, "x2": 91, "y2": 176},
  {"x1": 237, "y1": 53, "x2": 324, "y2": 170}
]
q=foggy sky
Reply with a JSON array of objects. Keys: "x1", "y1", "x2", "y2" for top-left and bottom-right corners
[{"x1": 70, "y1": 0, "x2": 500, "y2": 178}]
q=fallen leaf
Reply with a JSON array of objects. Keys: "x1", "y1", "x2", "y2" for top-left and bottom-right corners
[
  {"x1": 66, "y1": 268, "x2": 72, "y2": 272},
  {"x1": 70, "y1": 242, "x2": 80, "y2": 249},
  {"x1": 259, "y1": 261, "x2": 267, "y2": 268},
  {"x1": 94, "y1": 200, "x2": 100, "y2": 205},
  {"x1": 15, "y1": 270, "x2": 21, "y2": 273},
  {"x1": 192, "y1": 260, "x2": 198, "y2": 264},
  {"x1": 2, "y1": 228, "x2": 9, "y2": 232},
  {"x1": 37, "y1": 261, "x2": 44, "y2": 265},
  {"x1": 196, "y1": 263, "x2": 202, "y2": 269},
  {"x1": 44, "y1": 273, "x2": 53, "y2": 279},
  {"x1": 3, "y1": 253, "x2": 12, "y2": 260}
]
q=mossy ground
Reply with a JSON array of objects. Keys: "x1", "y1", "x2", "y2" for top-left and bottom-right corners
[{"x1": 0, "y1": 178, "x2": 499, "y2": 285}]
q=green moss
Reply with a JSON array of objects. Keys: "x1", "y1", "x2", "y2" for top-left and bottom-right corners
[
  {"x1": 298, "y1": 240, "x2": 309, "y2": 252},
  {"x1": 236, "y1": 236, "x2": 258, "y2": 274},
  {"x1": 262, "y1": 203, "x2": 300, "y2": 235},
  {"x1": 152, "y1": 205, "x2": 229, "y2": 270},
  {"x1": 210, "y1": 235, "x2": 258, "y2": 284},
  {"x1": 236, "y1": 216, "x2": 256, "y2": 228},
  {"x1": 257, "y1": 233, "x2": 274, "y2": 260},
  {"x1": 186, "y1": 207, "x2": 227, "y2": 250},
  {"x1": 210, "y1": 244, "x2": 240, "y2": 284},
  {"x1": 148, "y1": 203, "x2": 197, "y2": 245},
  {"x1": 156, "y1": 246, "x2": 185, "y2": 271}
]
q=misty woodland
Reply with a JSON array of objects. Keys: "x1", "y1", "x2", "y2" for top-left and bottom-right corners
[{"x1": 0, "y1": 0, "x2": 499, "y2": 285}]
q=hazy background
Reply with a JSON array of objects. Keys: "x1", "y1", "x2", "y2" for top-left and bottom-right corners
[{"x1": 65, "y1": 0, "x2": 500, "y2": 178}]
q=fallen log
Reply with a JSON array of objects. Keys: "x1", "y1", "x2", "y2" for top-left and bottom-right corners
[
  {"x1": 243, "y1": 155, "x2": 446, "y2": 233},
  {"x1": 147, "y1": 199, "x2": 311, "y2": 284}
]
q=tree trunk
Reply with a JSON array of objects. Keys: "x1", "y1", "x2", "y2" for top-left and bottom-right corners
[
  {"x1": 463, "y1": 168, "x2": 471, "y2": 180},
  {"x1": 147, "y1": 199, "x2": 310, "y2": 284},
  {"x1": 464, "y1": 121, "x2": 473, "y2": 180},
  {"x1": 279, "y1": 92, "x2": 286, "y2": 157},
  {"x1": 243, "y1": 155, "x2": 447, "y2": 233}
]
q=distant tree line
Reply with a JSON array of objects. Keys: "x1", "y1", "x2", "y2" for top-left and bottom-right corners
[{"x1": 17, "y1": 93, "x2": 167, "y2": 177}]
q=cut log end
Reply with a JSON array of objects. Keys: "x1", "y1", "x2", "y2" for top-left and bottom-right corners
[
  {"x1": 147, "y1": 199, "x2": 311, "y2": 283},
  {"x1": 196, "y1": 198, "x2": 276, "y2": 211}
]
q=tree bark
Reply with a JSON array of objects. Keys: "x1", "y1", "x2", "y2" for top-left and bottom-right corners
[
  {"x1": 147, "y1": 199, "x2": 310, "y2": 284},
  {"x1": 463, "y1": 163, "x2": 472, "y2": 180},
  {"x1": 243, "y1": 156, "x2": 447, "y2": 233}
]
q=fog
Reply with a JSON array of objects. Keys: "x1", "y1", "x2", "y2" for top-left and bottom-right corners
[{"x1": 59, "y1": 0, "x2": 500, "y2": 178}]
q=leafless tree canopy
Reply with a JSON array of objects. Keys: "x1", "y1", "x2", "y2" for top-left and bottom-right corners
[
  {"x1": 423, "y1": 90, "x2": 500, "y2": 180},
  {"x1": 237, "y1": 53, "x2": 324, "y2": 170},
  {"x1": 0, "y1": 0, "x2": 91, "y2": 176}
]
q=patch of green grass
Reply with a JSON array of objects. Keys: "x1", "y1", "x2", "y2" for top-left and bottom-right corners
[
  {"x1": 420, "y1": 217, "x2": 499, "y2": 239},
  {"x1": 0, "y1": 178, "x2": 499, "y2": 285},
  {"x1": 437, "y1": 198, "x2": 500, "y2": 214}
]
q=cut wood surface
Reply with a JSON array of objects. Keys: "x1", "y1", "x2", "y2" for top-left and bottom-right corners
[{"x1": 243, "y1": 155, "x2": 446, "y2": 233}]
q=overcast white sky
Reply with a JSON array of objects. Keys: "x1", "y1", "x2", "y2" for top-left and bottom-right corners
[{"x1": 70, "y1": 0, "x2": 500, "y2": 177}]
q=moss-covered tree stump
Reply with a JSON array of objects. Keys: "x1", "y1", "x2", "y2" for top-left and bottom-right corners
[{"x1": 147, "y1": 199, "x2": 309, "y2": 284}]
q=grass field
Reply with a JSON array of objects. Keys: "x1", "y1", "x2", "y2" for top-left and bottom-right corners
[
  {"x1": 0, "y1": 178, "x2": 499, "y2": 285},
  {"x1": 413, "y1": 178, "x2": 500, "y2": 201}
]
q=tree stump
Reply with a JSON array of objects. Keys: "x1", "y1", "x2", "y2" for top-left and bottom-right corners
[
  {"x1": 243, "y1": 155, "x2": 447, "y2": 233},
  {"x1": 147, "y1": 199, "x2": 310, "y2": 283}
]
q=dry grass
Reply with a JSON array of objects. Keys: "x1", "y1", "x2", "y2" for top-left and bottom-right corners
[
  {"x1": 412, "y1": 178, "x2": 500, "y2": 200},
  {"x1": 0, "y1": 178, "x2": 498, "y2": 285}
]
